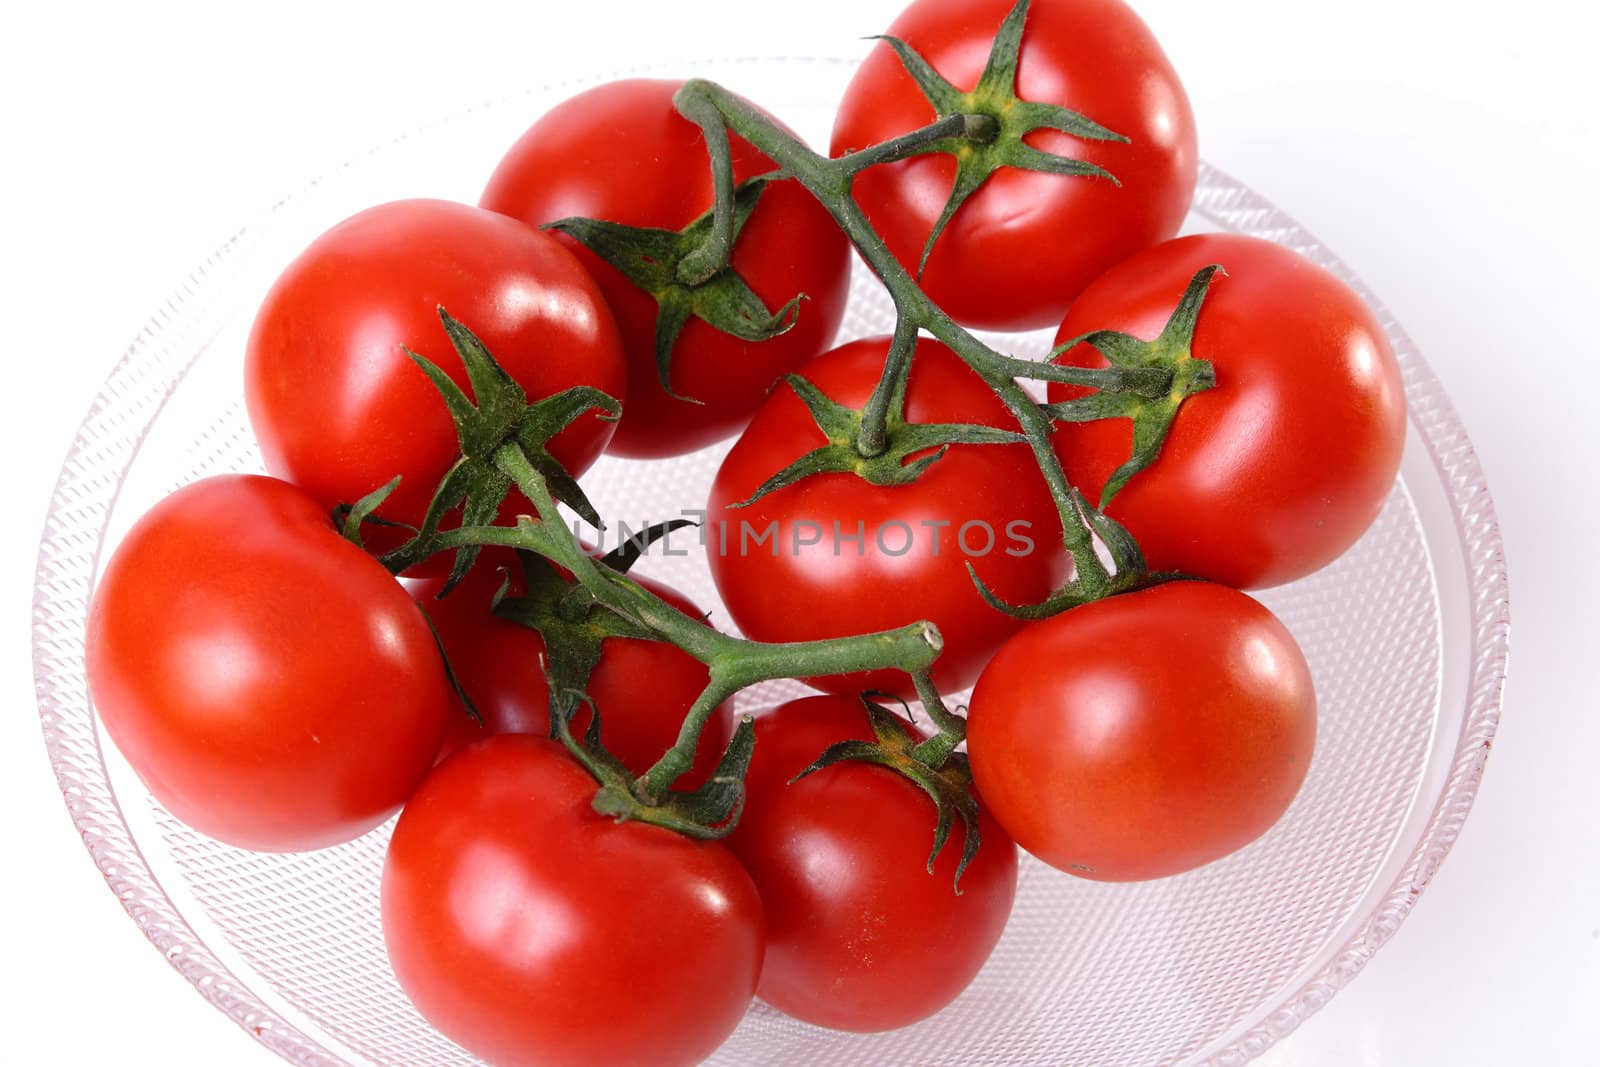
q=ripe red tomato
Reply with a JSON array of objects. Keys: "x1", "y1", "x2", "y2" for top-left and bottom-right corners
[
  {"x1": 727, "y1": 695, "x2": 1016, "y2": 1031},
  {"x1": 85, "y1": 475, "x2": 449, "y2": 851},
  {"x1": 832, "y1": 0, "x2": 1197, "y2": 331},
  {"x1": 481, "y1": 79, "x2": 852, "y2": 457},
  {"x1": 1049, "y1": 233, "x2": 1407, "y2": 589},
  {"x1": 412, "y1": 548, "x2": 732, "y2": 783},
  {"x1": 707, "y1": 336, "x2": 1066, "y2": 697},
  {"x1": 967, "y1": 581, "x2": 1316, "y2": 880},
  {"x1": 383, "y1": 735, "x2": 763, "y2": 1067},
  {"x1": 245, "y1": 198, "x2": 626, "y2": 549}
]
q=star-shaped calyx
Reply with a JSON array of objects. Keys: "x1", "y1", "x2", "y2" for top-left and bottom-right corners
[
  {"x1": 1045, "y1": 264, "x2": 1222, "y2": 506},
  {"x1": 545, "y1": 177, "x2": 803, "y2": 404},
  {"x1": 866, "y1": 0, "x2": 1131, "y2": 275},
  {"x1": 488, "y1": 520, "x2": 696, "y2": 699},
  {"x1": 339, "y1": 307, "x2": 621, "y2": 590},
  {"x1": 792, "y1": 694, "x2": 985, "y2": 891},
  {"x1": 729, "y1": 367, "x2": 1027, "y2": 507}
]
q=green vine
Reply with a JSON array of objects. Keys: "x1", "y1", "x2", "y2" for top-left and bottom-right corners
[{"x1": 343, "y1": 0, "x2": 1220, "y2": 875}]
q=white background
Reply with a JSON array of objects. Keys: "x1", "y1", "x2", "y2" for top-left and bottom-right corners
[{"x1": 2, "y1": 1, "x2": 1596, "y2": 1063}]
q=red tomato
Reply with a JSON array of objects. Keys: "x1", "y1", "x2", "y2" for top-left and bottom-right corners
[
  {"x1": 1049, "y1": 233, "x2": 1407, "y2": 589},
  {"x1": 832, "y1": 0, "x2": 1197, "y2": 331},
  {"x1": 85, "y1": 476, "x2": 449, "y2": 851},
  {"x1": 383, "y1": 735, "x2": 763, "y2": 1067},
  {"x1": 707, "y1": 336, "x2": 1066, "y2": 697},
  {"x1": 967, "y1": 581, "x2": 1316, "y2": 880},
  {"x1": 727, "y1": 695, "x2": 1017, "y2": 1031},
  {"x1": 412, "y1": 548, "x2": 733, "y2": 784},
  {"x1": 245, "y1": 199, "x2": 626, "y2": 551},
  {"x1": 481, "y1": 79, "x2": 852, "y2": 457}
]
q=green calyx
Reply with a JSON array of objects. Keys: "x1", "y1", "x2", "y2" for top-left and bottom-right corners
[
  {"x1": 731, "y1": 369, "x2": 1026, "y2": 507},
  {"x1": 1045, "y1": 264, "x2": 1223, "y2": 507},
  {"x1": 488, "y1": 520, "x2": 695, "y2": 698},
  {"x1": 545, "y1": 177, "x2": 803, "y2": 404},
  {"x1": 959, "y1": 264, "x2": 1225, "y2": 621},
  {"x1": 550, "y1": 686, "x2": 757, "y2": 841},
  {"x1": 793, "y1": 692, "x2": 983, "y2": 891},
  {"x1": 340, "y1": 307, "x2": 621, "y2": 590},
  {"x1": 869, "y1": 0, "x2": 1129, "y2": 275}
]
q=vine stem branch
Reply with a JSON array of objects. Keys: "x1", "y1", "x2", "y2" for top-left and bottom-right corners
[
  {"x1": 487, "y1": 442, "x2": 941, "y2": 797},
  {"x1": 675, "y1": 79, "x2": 1116, "y2": 595}
]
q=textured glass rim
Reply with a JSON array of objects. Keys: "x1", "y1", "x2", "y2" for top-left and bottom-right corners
[{"x1": 29, "y1": 55, "x2": 1511, "y2": 1067}]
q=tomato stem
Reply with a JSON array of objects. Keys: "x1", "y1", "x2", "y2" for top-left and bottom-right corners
[
  {"x1": 856, "y1": 317, "x2": 919, "y2": 458},
  {"x1": 833, "y1": 111, "x2": 992, "y2": 175},
  {"x1": 672, "y1": 85, "x2": 744, "y2": 287},
  {"x1": 907, "y1": 670, "x2": 966, "y2": 769},
  {"x1": 635, "y1": 681, "x2": 743, "y2": 799}
]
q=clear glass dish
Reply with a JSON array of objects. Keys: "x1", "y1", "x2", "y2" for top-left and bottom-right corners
[{"x1": 31, "y1": 56, "x2": 1510, "y2": 1067}]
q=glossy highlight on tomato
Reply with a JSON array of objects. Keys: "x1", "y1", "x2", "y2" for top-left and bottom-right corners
[
  {"x1": 967, "y1": 580, "x2": 1316, "y2": 880},
  {"x1": 1050, "y1": 232, "x2": 1407, "y2": 589},
  {"x1": 245, "y1": 198, "x2": 627, "y2": 547},
  {"x1": 728, "y1": 695, "x2": 1017, "y2": 1031},
  {"x1": 482, "y1": 79, "x2": 852, "y2": 457},
  {"x1": 832, "y1": 0, "x2": 1197, "y2": 331},
  {"x1": 382, "y1": 735, "x2": 763, "y2": 1067},
  {"x1": 85, "y1": 475, "x2": 450, "y2": 851},
  {"x1": 707, "y1": 336, "x2": 1067, "y2": 697}
]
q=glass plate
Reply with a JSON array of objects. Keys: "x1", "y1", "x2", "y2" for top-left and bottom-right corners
[{"x1": 31, "y1": 56, "x2": 1510, "y2": 1067}]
